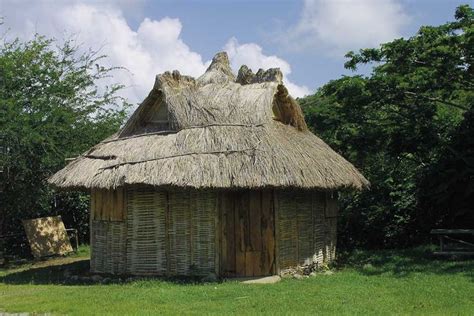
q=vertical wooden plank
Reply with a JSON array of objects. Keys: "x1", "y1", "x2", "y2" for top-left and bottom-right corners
[
  {"x1": 112, "y1": 189, "x2": 117, "y2": 221},
  {"x1": 214, "y1": 191, "x2": 220, "y2": 276},
  {"x1": 248, "y1": 191, "x2": 262, "y2": 276},
  {"x1": 274, "y1": 190, "x2": 280, "y2": 275},
  {"x1": 109, "y1": 190, "x2": 114, "y2": 221},
  {"x1": 245, "y1": 251, "x2": 254, "y2": 276},
  {"x1": 249, "y1": 191, "x2": 262, "y2": 251},
  {"x1": 104, "y1": 190, "x2": 110, "y2": 221},
  {"x1": 224, "y1": 192, "x2": 236, "y2": 276},
  {"x1": 244, "y1": 251, "x2": 255, "y2": 276},
  {"x1": 165, "y1": 191, "x2": 171, "y2": 276},
  {"x1": 261, "y1": 190, "x2": 275, "y2": 275},
  {"x1": 243, "y1": 191, "x2": 251, "y2": 252},
  {"x1": 117, "y1": 188, "x2": 124, "y2": 221},
  {"x1": 235, "y1": 191, "x2": 247, "y2": 276},
  {"x1": 105, "y1": 190, "x2": 110, "y2": 220},
  {"x1": 228, "y1": 193, "x2": 236, "y2": 276},
  {"x1": 91, "y1": 189, "x2": 96, "y2": 220},
  {"x1": 96, "y1": 189, "x2": 103, "y2": 220},
  {"x1": 219, "y1": 193, "x2": 224, "y2": 276},
  {"x1": 188, "y1": 191, "x2": 192, "y2": 265},
  {"x1": 219, "y1": 192, "x2": 227, "y2": 275}
]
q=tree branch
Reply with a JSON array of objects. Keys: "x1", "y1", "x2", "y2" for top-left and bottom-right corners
[{"x1": 404, "y1": 91, "x2": 469, "y2": 111}]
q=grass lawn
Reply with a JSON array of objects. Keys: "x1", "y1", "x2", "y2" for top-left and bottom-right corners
[{"x1": 0, "y1": 246, "x2": 473, "y2": 315}]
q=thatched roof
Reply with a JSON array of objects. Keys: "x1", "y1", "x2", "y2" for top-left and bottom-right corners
[{"x1": 49, "y1": 52, "x2": 369, "y2": 191}]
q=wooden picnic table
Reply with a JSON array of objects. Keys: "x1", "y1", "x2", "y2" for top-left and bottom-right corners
[{"x1": 430, "y1": 229, "x2": 474, "y2": 255}]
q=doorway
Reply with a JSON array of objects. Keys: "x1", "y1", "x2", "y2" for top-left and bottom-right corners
[{"x1": 220, "y1": 190, "x2": 275, "y2": 277}]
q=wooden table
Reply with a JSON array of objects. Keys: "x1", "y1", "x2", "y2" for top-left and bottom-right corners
[{"x1": 430, "y1": 229, "x2": 474, "y2": 255}]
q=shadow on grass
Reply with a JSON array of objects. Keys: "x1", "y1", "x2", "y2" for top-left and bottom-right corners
[
  {"x1": 337, "y1": 246, "x2": 474, "y2": 281},
  {"x1": 0, "y1": 259, "x2": 214, "y2": 285},
  {"x1": 1, "y1": 259, "x2": 91, "y2": 285},
  {"x1": 2, "y1": 246, "x2": 473, "y2": 285}
]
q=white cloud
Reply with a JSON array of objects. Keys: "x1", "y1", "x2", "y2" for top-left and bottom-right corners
[
  {"x1": 225, "y1": 38, "x2": 311, "y2": 97},
  {"x1": 284, "y1": 0, "x2": 410, "y2": 55},
  {"x1": 2, "y1": 1, "x2": 207, "y2": 104},
  {"x1": 2, "y1": 0, "x2": 311, "y2": 103}
]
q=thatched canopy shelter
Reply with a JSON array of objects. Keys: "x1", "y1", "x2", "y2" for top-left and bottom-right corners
[{"x1": 50, "y1": 52, "x2": 368, "y2": 277}]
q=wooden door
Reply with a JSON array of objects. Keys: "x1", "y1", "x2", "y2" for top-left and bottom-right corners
[{"x1": 220, "y1": 190, "x2": 275, "y2": 277}]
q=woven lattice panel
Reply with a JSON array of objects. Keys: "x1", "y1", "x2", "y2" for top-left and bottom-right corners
[
  {"x1": 277, "y1": 191, "x2": 298, "y2": 268},
  {"x1": 168, "y1": 190, "x2": 192, "y2": 275},
  {"x1": 276, "y1": 190, "x2": 338, "y2": 270},
  {"x1": 312, "y1": 192, "x2": 326, "y2": 265},
  {"x1": 90, "y1": 220, "x2": 126, "y2": 274},
  {"x1": 324, "y1": 194, "x2": 338, "y2": 262},
  {"x1": 124, "y1": 188, "x2": 217, "y2": 276},
  {"x1": 190, "y1": 190, "x2": 217, "y2": 275},
  {"x1": 296, "y1": 192, "x2": 313, "y2": 265},
  {"x1": 126, "y1": 187, "x2": 167, "y2": 275}
]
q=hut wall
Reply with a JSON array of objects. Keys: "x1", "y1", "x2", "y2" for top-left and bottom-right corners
[
  {"x1": 90, "y1": 187, "x2": 218, "y2": 276},
  {"x1": 275, "y1": 190, "x2": 338, "y2": 271},
  {"x1": 90, "y1": 188, "x2": 127, "y2": 274},
  {"x1": 90, "y1": 187, "x2": 338, "y2": 276}
]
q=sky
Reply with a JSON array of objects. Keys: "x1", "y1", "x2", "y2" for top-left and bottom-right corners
[{"x1": 0, "y1": 0, "x2": 468, "y2": 105}]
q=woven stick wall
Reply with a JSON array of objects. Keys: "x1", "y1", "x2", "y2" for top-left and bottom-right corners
[
  {"x1": 90, "y1": 189, "x2": 127, "y2": 274},
  {"x1": 126, "y1": 187, "x2": 168, "y2": 275},
  {"x1": 276, "y1": 190, "x2": 338, "y2": 270},
  {"x1": 125, "y1": 187, "x2": 217, "y2": 276},
  {"x1": 90, "y1": 220, "x2": 127, "y2": 274},
  {"x1": 167, "y1": 190, "x2": 217, "y2": 275}
]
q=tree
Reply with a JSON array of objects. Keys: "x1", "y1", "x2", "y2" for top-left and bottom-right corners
[
  {"x1": 0, "y1": 34, "x2": 130, "y2": 250},
  {"x1": 299, "y1": 5, "x2": 473, "y2": 248}
]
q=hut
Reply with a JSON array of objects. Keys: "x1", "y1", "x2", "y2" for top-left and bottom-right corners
[{"x1": 49, "y1": 52, "x2": 368, "y2": 277}]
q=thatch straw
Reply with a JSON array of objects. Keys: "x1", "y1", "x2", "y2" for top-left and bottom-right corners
[{"x1": 49, "y1": 52, "x2": 369, "y2": 191}]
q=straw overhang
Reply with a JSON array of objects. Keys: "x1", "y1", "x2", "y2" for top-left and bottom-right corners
[{"x1": 49, "y1": 52, "x2": 369, "y2": 191}]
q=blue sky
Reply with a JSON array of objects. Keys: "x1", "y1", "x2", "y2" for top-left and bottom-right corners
[{"x1": 1, "y1": 0, "x2": 468, "y2": 103}]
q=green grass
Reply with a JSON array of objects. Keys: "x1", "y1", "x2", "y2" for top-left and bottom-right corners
[{"x1": 0, "y1": 246, "x2": 473, "y2": 315}]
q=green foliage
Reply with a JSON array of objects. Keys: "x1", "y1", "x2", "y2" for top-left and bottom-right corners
[
  {"x1": 419, "y1": 107, "x2": 474, "y2": 228},
  {"x1": 299, "y1": 5, "x2": 474, "y2": 248},
  {"x1": 0, "y1": 34, "x2": 130, "y2": 247}
]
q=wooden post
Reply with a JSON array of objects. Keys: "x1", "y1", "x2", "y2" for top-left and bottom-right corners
[
  {"x1": 274, "y1": 190, "x2": 280, "y2": 275},
  {"x1": 215, "y1": 191, "x2": 220, "y2": 276},
  {"x1": 165, "y1": 191, "x2": 171, "y2": 277}
]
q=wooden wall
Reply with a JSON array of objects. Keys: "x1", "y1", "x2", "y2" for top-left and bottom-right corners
[{"x1": 91, "y1": 188, "x2": 126, "y2": 221}]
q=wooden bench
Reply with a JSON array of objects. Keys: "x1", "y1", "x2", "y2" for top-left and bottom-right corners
[{"x1": 430, "y1": 229, "x2": 474, "y2": 255}]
